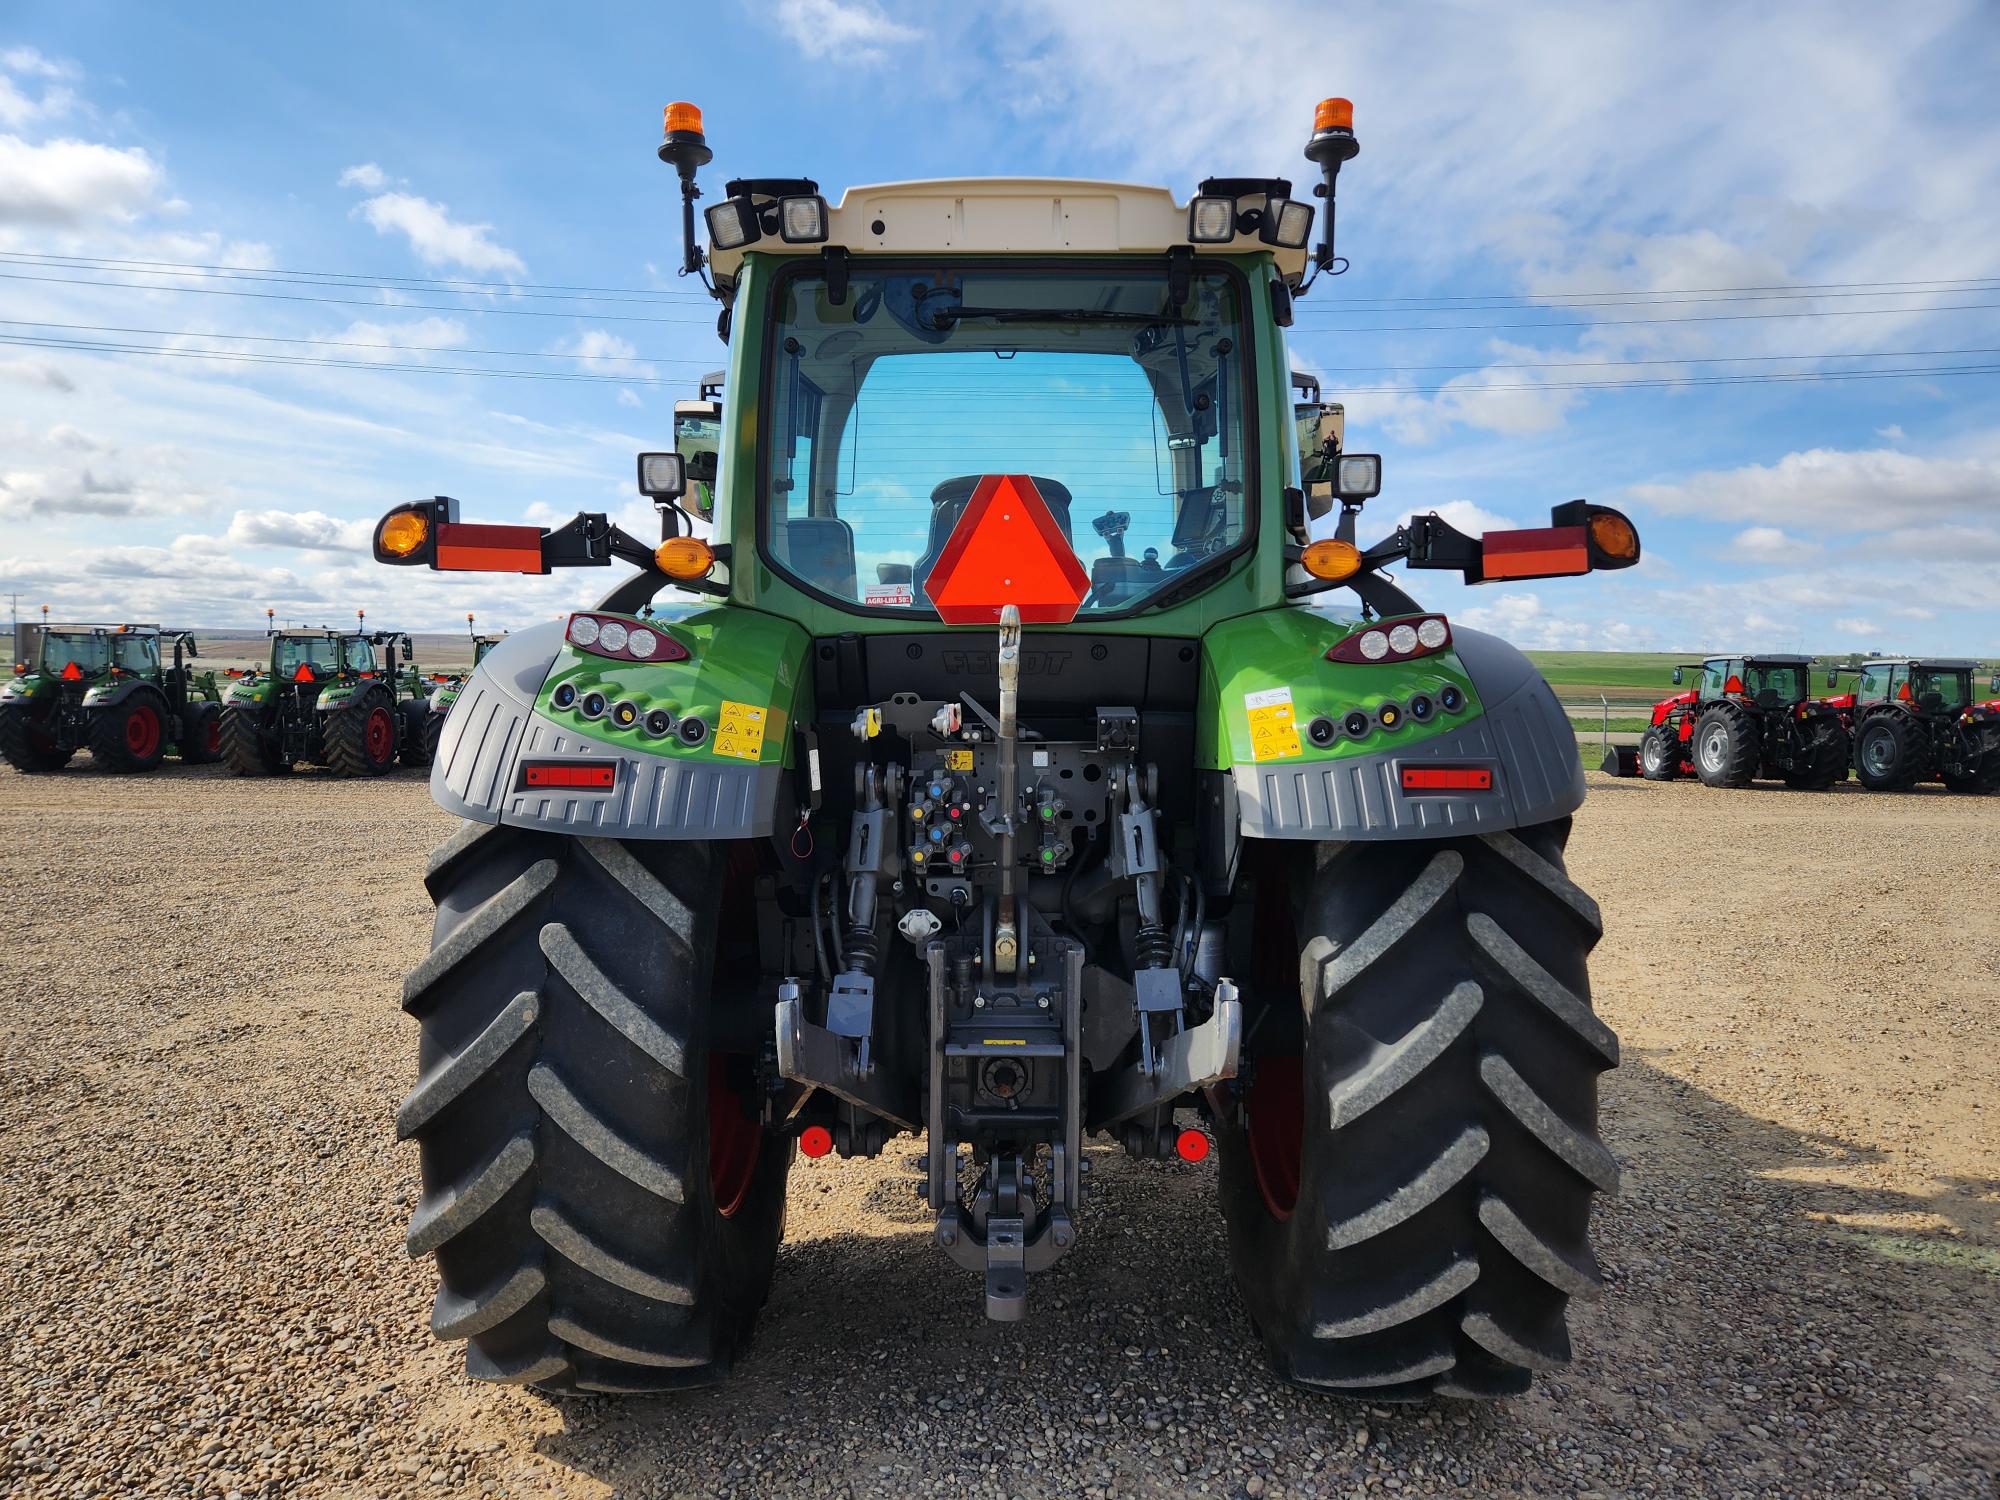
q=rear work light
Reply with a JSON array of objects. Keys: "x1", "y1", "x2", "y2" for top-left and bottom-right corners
[
  {"x1": 1326, "y1": 614, "x2": 1451, "y2": 665},
  {"x1": 519, "y1": 761, "x2": 617, "y2": 790},
  {"x1": 565, "y1": 613, "x2": 690, "y2": 664},
  {"x1": 1400, "y1": 766, "x2": 1494, "y2": 793}
]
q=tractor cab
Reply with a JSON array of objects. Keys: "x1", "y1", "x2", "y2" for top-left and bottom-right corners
[{"x1": 1674, "y1": 654, "x2": 1813, "y2": 707}]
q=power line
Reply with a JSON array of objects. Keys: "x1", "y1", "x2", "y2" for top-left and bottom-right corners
[
  {"x1": 12, "y1": 329, "x2": 2000, "y2": 396},
  {"x1": 1310, "y1": 345, "x2": 2000, "y2": 373},
  {"x1": 0, "y1": 270, "x2": 719, "y2": 324},
  {"x1": 9, "y1": 247, "x2": 1997, "y2": 308},
  {"x1": 1286, "y1": 301, "x2": 2000, "y2": 334},
  {"x1": 0, "y1": 249, "x2": 711, "y2": 301}
]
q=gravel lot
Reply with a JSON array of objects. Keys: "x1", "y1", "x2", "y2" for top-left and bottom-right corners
[{"x1": 2, "y1": 762, "x2": 1996, "y2": 1498}]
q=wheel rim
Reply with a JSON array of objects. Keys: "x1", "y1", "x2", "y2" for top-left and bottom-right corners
[
  {"x1": 1642, "y1": 737, "x2": 1664, "y2": 772},
  {"x1": 1699, "y1": 725, "x2": 1724, "y2": 773},
  {"x1": 205, "y1": 717, "x2": 222, "y2": 754},
  {"x1": 1244, "y1": 1058, "x2": 1303, "y2": 1220},
  {"x1": 365, "y1": 706, "x2": 395, "y2": 761},
  {"x1": 708, "y1": 1055, "x2": 760, "y2": 1219},
  {"x1": 1862, "y1": 730, "x2": 1894, "y2": 777},
  {"x1": 126, "y1": 705, "x2": 161, "y2": 758}
]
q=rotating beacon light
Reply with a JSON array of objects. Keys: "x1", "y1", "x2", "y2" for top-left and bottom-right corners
[
  {"x1": 656, "y1": 102, "x2": 713, "y2": 280},
  {"x1": 1303, "y1": 97, "x2": 1359, "y2": 276}
]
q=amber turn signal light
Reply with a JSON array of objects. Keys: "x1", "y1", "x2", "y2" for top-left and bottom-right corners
[
  {"x1": 663, "y1": 101, "x2": 703, "y2": 135},
  {"x1": 1588, "y1": 510, "x2": 1639, "y2": 563},
  {"x1": 376, "y1": 510, "x2": 429, "y2": 558},
  {"x1": 654, "y1": 536, "x2": 716, "y2": 580},
  {"x1": 1300, "y1": 538, "x2": 1363, "y2": 582}
]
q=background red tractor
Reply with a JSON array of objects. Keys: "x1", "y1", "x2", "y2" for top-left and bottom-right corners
[
  {"x1": 1826, "y1": 658, "x2": 2000, "y2": 792},
  {"x1": 1615, "y1": 654, "x2": 1849, "y2": 789}
]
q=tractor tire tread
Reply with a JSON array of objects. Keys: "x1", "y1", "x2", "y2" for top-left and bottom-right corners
[
  {"x1": 324, "y1": 685, "x2": 396, "y2": 777},
  {"x1": 0, "y1": 703, "x2": 71, "y2": 772}
]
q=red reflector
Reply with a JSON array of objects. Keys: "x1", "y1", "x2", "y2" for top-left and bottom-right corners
[
  {"x1": 800, "y1": 1124, "x2": 834, "y2": 1158},
  {"x1": 519, "y1": 761, "x2": 617, "y2": 790},
  {"x1": 1480, "y1": 525, "x2": 1590, "y2": 581},
  {"x1": 1175, "y1": 1128, "x2": 1211, "y2": 1163},
  {"x1": 60, "y1": 662, "x2": 82, "y2": 680},
  {"x1": 924, "y1": 474, "x2": 1091, "y2": 625},
  {"x1": 435, "y1": 521, "x2": 547, "y2": 575},
  {"x1": 1401, "y1": 767, "x2": 1494, "y2": 792}
]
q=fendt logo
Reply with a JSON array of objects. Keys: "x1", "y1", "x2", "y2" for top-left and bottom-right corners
[{"x1": 940, "y1": 649, "x2": 1072, "y2": 678}]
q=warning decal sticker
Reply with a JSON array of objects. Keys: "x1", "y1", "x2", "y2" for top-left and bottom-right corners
[
  {"x1": 1244, "y1": 685, "x2": 1302, "y2": 761},
  {"x1": 714, "y1": 700, "x2": 769, "y2": 761}
]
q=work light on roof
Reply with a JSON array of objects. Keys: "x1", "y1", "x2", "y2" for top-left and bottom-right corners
[
  {"x1": 1188, "y1": 197, "x2": 1236, "y2": 243},
  {"x1": 705, "y1": 198, "x2": 760, "y2": 251},
  {"x1": 779, "y1": 195, "x2": 829, "y2": 243},
  {"x1": 1265, "y1": 199, "x2": 1315, "y2": 249}
]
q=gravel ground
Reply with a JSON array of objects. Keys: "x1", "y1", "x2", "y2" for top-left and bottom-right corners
[{"x1": 1, "y1": 761, "x2": 1996, "y2": 1498}]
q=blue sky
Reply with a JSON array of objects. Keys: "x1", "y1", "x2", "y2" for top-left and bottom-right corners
[{"x1": 2, "y1": 0, "x2": 1998, "y2": 653}]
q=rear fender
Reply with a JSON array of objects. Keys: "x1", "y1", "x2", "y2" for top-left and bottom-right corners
[
  {"x1": 1200, "y1": 611, "x2": 1583, "y2": 840},
  {"x1": 430, "y1": 608, "x2": 812, "y2": 839},
  {"x1": 81, "y1": 677, "x2": 155, "y2": 710}
]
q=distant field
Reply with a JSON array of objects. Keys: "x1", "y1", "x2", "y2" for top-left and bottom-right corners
[{"x1": 1526, "y1": 651, "x2": 1689, "y2": 702}]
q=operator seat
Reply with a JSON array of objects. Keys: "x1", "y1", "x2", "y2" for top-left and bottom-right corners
[
  {"x1": 1754, "y1": 688, "x2": 1781, "y2": 708},
  {"x1": 911, "y1": 475, "x2": 1074, "y2": 598}
]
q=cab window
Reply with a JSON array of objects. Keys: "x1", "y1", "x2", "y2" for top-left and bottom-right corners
[
  {"x1": 1914, "y1": 670, "x2": 1967, "y2": 711},
  {"x1": 344, "y1": 637, "x2": 378, "y2": 673},
  {"x1": 1700, "y1": 660, "x2": 1728, "y2": 698},
  {"x1": 1856, "y1": 666, "x2": 1885, "y2": 701},
  {"x1": 1743, "y1": 662, "x2": 1803, "y2": 703},
  {"x1": 112, "y1": 634, "x2": 160, "y2": 673}
]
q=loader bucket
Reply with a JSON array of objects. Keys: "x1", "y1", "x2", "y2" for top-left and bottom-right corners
[{"x1": 1600, "y1": 745, "x2": 1641, "y2": 777}]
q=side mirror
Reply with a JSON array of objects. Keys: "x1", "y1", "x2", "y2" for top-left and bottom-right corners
[
  {"x1": 1827, "y1": 670, "x2": 1840, "y2": 689},
  {"x1": 637, "y1": 452, "x2": 687, "y2": 502},
  {"x1": 1671, "y1": 667, "x2": 1683, "y2": 687}
]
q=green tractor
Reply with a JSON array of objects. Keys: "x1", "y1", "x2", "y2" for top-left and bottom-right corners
[
  {"x1": 371, "y1": 96, "x2": 1642, "y2": 1400},
  {"x1": 427, "y1": 613, "x2": 507, "y2": 719},
  {"x1": 0, "y1": 622, "x2": 223, "y2": 773},
  {"x1": 220, "y1": 610, "x2": 434, "y2": 776}
]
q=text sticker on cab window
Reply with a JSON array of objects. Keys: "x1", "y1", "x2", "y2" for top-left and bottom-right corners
[
  {"x1": 862, "y1": 583, "x2": 915, "y2": 608},
  {"x1": 1244, "y1": 685, "x2": 1302, "y2": 761},
  {"x1": 714, "y1": 700, "x2": 768, "y2": 761}
]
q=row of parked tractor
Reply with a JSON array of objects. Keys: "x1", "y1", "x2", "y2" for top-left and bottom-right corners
[
  {"x1": 1602, "y1": 652, "x2": 2000, "y2": 792},
  {"x1": 0, "y1": 614, "x2": 503, "y2": 777}
]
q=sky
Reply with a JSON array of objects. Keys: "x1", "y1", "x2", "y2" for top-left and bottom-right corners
[{"x1": 2, "y1": 0, "x2": 1999, "y2": 654}]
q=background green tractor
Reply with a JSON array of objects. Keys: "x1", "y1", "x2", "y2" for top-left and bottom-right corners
[
  {"x1": 427, "y1": 613, "x2": 507, "y2": 721},
  {"x1": 0, "y1": 623, "x2": 223, "y2": 773},
  {"x1": 371, "y1": 97, "x2": 1642, "y2": 1401},
  {"x1": 220, "y1": 614, "x2": 433, "y2": 776}
]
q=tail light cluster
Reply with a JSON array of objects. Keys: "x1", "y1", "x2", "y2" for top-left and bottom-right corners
[
  {"x1": 1326, "y1": 614, "x2": 1451, "y2": 665},
  {"x1": 566, "y1": 612, "x2": 690, "y2": 664}
]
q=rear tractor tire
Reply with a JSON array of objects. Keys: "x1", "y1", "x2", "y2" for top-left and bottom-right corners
[
  {"x1": 1692, "y1": 707, "x2": 1756, "y2": 788},
  {"x1": 180, "y1": 702, "x2": 225, "y2": 765},
  {"x1": 1637, "y1": 725, "x2": 1679, "y2": 781},
  {"x1": 221, "y1": 705, "x2": 290, "y2": 775},
  {"x1": 402, "y1": 704, "x2": 442, "y2": 769},
  {"x1": 0, "y1": 703, "x2": 73, "y2": 772},
  {"x1": 1216, "y1": 822, "x2": 1619, "y2": 1400},
  {"x1": 1854, "y1": 714, "x2": 1921, "y2": 791},
  {"x1": 88, "y1": 689, "x2": 170, "y2": 772},
  {"x1": 399, "y1": 823, "x2": 790, "y2": 1392},
  {"x1": 1942, "y1": 721, "x2": 2000, "y2": 794},
  {"x1": 324, "y1": 687, "x2": 399, "y2": 776}
]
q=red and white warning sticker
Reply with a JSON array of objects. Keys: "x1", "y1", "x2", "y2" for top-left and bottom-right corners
[{"x1": 863, "y1": 583, "x2": 915, "y2": 607}]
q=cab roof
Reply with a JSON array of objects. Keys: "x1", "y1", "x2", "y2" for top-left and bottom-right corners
[
  {"x1": 1705, "y1": 652, "x2": 1810, "y2": 664},
  {"x1": 1857, "y1": 657, "x2": 1980, "y2": 670},
  {"x1": 706, "y1": 177, "x2": 1308, "y2": 285}
]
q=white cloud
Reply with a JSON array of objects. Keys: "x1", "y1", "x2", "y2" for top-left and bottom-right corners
[
  {"x1": 1834, "y1": 617, "x2": 1879, "y2": 635},
  {"x1": 337, "y1": 162, "x2": 388, "y2": 191},
  {"x1": 774, "y1": 0, "x2": 921, "y2": 62},
  {"x1": 0, "y1": 134, "x2": 164, "y2": 224},
  {"x1": 1876, "y1": 424, "x2": 1905, "y2": 441},
  {"x1": 0, "y1": 74, "x2": 74, "y2": 128},
  {"x1": 1, "y1": 47, "x2": 74, "y2": 78},
  {"x1": 0, "y1": 359, "x2": 76, "y2": 393},
  {"x1": 1730, "y1": 525, "x2": 1812, "y2": 559},
  {"x1": 1630, "y1": 447, "x2": 2000, "y2": 532},
  {"x1": 549, "y1": 329, "x2": 654, "y2": 378},
  {"x1": 351, "y1": 189, "x2": 525, "y2": 276},
  {"x1": 617, "y1": 388, "x2": 643, "y2": 408},
  {"x1": 224, "y1": 509, "x2": 373, "y2": 552}
]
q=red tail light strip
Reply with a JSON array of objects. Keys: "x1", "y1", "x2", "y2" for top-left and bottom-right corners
[
  {"x1": 1400, "y1": 766, "x2": 1494, "y2": 792},
  {"x1": 519, "y1": 761, "x2": 617, "y2": 790}
]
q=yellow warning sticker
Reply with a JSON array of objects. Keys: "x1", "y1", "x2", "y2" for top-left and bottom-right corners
[
  {"x1": 1245, "y1": 685, "x2": 1302, "y2": 761},
  {"x1": 714, "y1": 700, "x2": 768, "y2": 761},
  {"x1": 945, "y1": 748, "x2": 974, "y2": 772}
]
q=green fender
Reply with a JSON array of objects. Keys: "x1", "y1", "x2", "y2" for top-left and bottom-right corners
[
  {"x1": 1199, "y1": 607, "x2": 1585, "y2": 839},
  {"x1": 429, "y1": 607, "x2": 814, "y2": 839}
]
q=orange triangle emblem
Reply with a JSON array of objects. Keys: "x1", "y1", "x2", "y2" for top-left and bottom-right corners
[{"x1": 924, "y1": 475, "x2": 1090, "y2": 626}]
